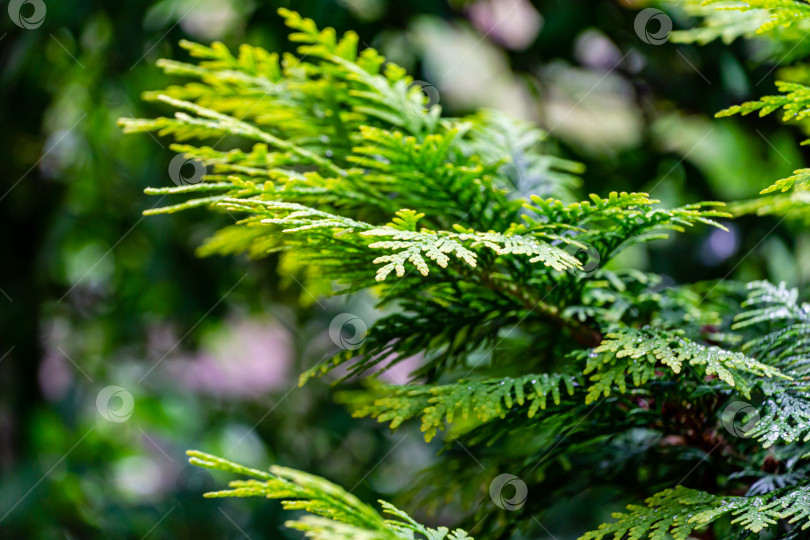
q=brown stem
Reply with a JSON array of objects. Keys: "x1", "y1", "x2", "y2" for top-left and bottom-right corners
[{"x1": 486, "y1": 273, "x2": 603, "y2": 347}]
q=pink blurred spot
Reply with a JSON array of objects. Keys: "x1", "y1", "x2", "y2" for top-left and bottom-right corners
[
  {"x1": 165, "y1": 318, "x2": 292, "y2": 398},
  {"x1": 468, "y1": 0, "x2": 542, "y2": 51}
]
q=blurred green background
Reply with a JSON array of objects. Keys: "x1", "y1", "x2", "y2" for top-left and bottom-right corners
[{"x1": 1, "y1": 0, "x2": 808, "y2": 538}]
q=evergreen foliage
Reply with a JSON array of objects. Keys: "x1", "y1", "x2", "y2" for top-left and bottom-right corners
[
  {"x1": 188, "y1": 450, "x2": 473, "y2": 539},
  {"x1": 121, "y1": 6, "x2": 810, "y2": 539},
  {"x1": 675, "y1": 0, "x2": 810, "y2": 224}
]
